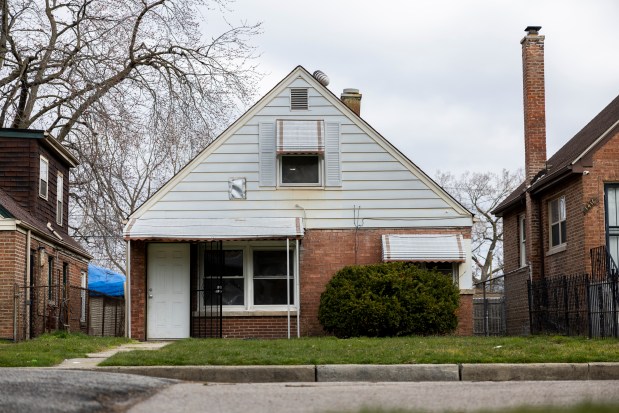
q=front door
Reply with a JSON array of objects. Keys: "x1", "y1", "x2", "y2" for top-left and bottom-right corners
[
  {"x1": 147, "y1": 243, "x2": 190, "y2": 339},
  {"x1": 606, "y1": 184, "x2": 619, "y2": 270}
]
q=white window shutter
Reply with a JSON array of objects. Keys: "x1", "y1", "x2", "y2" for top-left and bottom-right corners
[
  {"x1": 259, "y1": 122, "x2": 276, "y2": 186},
  {"x1": 325, "y1": 122, "x2": 341, "y2": 187}
]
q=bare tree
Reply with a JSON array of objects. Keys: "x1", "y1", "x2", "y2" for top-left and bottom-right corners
[
  {"x1": 435, "y1": 169, "x2": 523, "y2": 283},
  {"x1": 0, "y1": 0, "x2": 261, "y2": 272}
]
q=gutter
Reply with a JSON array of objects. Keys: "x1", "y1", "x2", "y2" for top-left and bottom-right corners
[{"x1": 15, "y1": 220, "x2": 92, "y2": 261}]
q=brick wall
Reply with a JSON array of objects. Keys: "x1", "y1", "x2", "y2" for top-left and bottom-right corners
[
  {"x1": 504, "y1": 266, "x2": 531, "y2": 335},
  {"x1": 130, "y1": 227, "x2": 474, "y2": 340},
  {"x1": 129, "y1": 240, "x2": 147, "y2": 340},
  {"x1": 0, "y1": 229, "x2": 88, "y2": 340}
]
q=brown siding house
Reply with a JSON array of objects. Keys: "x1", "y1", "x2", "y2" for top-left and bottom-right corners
[
  {"x1": 493, "y1": 27, "x2": 619, "y2": 334},
  {"x1": 0, "y1": 128, "x2": 91, "y2": 340}
]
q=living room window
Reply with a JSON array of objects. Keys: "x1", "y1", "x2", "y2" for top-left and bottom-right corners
[
  {"x1": 519, "y1": 214, "x2": 526, "y2": 267},
  {"x1": 253, "y1": 250, "x2": 294, "y2": 305},
  {"x1": 549, "y1": 195, "x2": 567, "y2": 248},
  {"x1": 39, "y1": 156, "x2": 49, "y2": 199},
  {"x1": 198, "y1": 244, "x2": 296, "y2": 310}
]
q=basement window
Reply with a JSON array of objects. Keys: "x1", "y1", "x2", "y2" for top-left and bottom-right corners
[{"x1": 290, "y1": 88, "x2": 308, "y2": 110}]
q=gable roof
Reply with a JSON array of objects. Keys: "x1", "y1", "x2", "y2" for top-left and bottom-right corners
[
  {"x1": 0, "y1": 128, "x2": 79, "y2": 168},
  {"x1": 494, "y1": 93, "x2": 619, "y2": 215},
  {"x1": 127, "y1": 65, "x2": 472, "y2": 224},
  {"x1": 0, "y1": 187, "x2": 90, "y2": 258}
]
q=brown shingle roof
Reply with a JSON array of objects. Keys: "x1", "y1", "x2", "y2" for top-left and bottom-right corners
[
  {"x1": 0, "y1": 187, "x2": 90, "y2": 258},
  {"x1": 494, "y1": 93, "x2": 619, "y2": 215}
]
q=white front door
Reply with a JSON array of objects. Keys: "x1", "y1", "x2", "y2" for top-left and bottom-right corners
[{"x1": 147, "y1": 243, "x2": 190, "y2": 339}]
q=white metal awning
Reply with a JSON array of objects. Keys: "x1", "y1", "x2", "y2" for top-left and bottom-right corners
[
  {"x1": 276, "y1": 119, "x2": 325, "y2": 153},
  {"x1": 124, "y1": 217, "x2": 304, "y2": 241},
  {"x1": 382, "y1": 234, "x2": 466, "y2": 262}
]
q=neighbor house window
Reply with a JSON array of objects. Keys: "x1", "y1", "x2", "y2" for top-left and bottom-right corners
[
  {"x1": 56, "y1": 173, "x2": 63, "y2": 225},
  {"x1": 519, "y1": 214, "x2": 527, "y2": 267},
  {"x1": 80, "y1": 271, "x2": 87, "y2": 323},
  {"x1": 549, "y1": 195, "x2": 567, "y2": 248},
  {"x1": 48, "y1": 256, "x2": 54, "y2": 301},
  {"x1": 39, "y1": 156, "x2": 49, "y2": 199}
]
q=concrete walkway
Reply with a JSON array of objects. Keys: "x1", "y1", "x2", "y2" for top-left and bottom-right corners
[
  {"x1": 54, "y1": 342, "x2": 619, "y2": 382},
  {"x1": 55, "y1": 341, "x2": 171, "y2": 369}
]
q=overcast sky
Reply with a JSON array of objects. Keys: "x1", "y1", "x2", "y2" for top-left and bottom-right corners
[{"x1": 207, "y1": 0, "x2": 619, "y2": 176}]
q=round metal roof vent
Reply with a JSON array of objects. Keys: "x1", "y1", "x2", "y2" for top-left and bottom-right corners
[{"x1": 313, "y1": 70, "x2": 330, "y2": 87}]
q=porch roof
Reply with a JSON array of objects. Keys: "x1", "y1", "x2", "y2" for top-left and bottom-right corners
[
  {"x1": 382, "y1": 234, "x2": 466, "y2": 263},
  {"x1": 123, "y1": 217, "x2": 304, "y2": 241}
]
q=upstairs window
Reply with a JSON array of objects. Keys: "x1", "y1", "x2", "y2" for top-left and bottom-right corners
[
  {"x1": 519, "y1": 214, "x2": 526, "y2": 267},
  {"x1": 281, "y1": 155, "x2": 321, "y2": 185},
  {"x1": 276, "y1": 120, "x2": 324, "y2": 187},
  {"x1": 39, "y1": 156, "x2": 49, "y2": 199},
  {"x1": 56, "y1": 173, "x2": 63, "y2": 226},
  {"x1": 290, "y1": 88, "x2": 308, "y2": 110},
  {"x1": 549, "y1": 195, "x2": 567, "y2": 248}
]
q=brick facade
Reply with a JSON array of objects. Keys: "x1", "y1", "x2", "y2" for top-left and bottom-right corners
[
  {"x1": 0, "y1": 228, "x2": 88, "y2": 340},
  {"x1": 129, "y1": 227, "x2": 473, "y2": 341}
]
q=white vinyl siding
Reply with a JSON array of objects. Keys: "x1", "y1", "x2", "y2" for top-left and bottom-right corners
[{"x1": 131, "y1": 74, "x2": 472, "y2": 231}]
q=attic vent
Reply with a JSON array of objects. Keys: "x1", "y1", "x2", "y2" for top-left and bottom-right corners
[{"x1": 290, "y1": 88, "x2": 308, "y2": 110}]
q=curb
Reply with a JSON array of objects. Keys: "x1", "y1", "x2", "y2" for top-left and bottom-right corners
[{"x1": 90, "y1": 363, "x2": 619, "y2": 383}]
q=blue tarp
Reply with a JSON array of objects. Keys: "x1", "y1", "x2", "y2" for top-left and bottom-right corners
[{"x1": 88, "y1": 264, "x2": 125, "y2": 297}]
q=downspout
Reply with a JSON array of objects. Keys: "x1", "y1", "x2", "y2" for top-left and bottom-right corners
[
  {"x1": 126, "y1": 240, "x2": 131, "y2": 338},
  {"x1": 296, "y1": 239, "x2": 300, "y2": 338},
  {"x1": 286, "y1": 237, "x2": 290, "y2": 339}
]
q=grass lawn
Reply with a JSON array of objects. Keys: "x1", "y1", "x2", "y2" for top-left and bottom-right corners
[
  {"x1": 0, "y1": 331, "x2": 131, "y2": 367},
  {"x1": 101, "y1": 335, "x2": 619, "y2": 366}
]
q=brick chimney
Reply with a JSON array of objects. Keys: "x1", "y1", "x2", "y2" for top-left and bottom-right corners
[
  {"x1": 521, "y1": 26, "x2": 547, "y2": 182},
  {"x1": 341, "y1": 88, "x2": 362, "y2": 116}
]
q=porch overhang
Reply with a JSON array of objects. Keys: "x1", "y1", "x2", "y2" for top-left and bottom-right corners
[
  {"x1": 123, "y1": 217, "x2": 304, "y2": 241},
  {"x1": 382, "y1": 234, "x2": 466, "y2": 263}
]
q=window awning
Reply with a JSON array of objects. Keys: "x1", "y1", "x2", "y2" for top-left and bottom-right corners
[
  {"x1": 124, "y1": 217, "x2": 304, "y2": 241},
  {"x1": 276, "y1": 120, "x2": 325, "y2": 153},
  {"x1": 382, "y1": 234, "x2": 466, "y2": 263}
]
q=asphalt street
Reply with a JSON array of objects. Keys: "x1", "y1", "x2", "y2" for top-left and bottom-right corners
[
  {"x1": 0, "y1": 369, "x2": 174, "y2": 413},
  {"x1": 128, "y1": 380, "x2": 619, "y2": 413}
]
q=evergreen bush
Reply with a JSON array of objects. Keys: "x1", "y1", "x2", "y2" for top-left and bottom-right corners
[{"x1": 318, "y1": 262, "x2": 459, "y2": 337}]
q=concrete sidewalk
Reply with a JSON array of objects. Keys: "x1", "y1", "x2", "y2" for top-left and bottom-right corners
[
  {"x1": 54, "y1": 341, "x2": 619, "y2": 382},
  {"x1": 55, "y1": 341, "x2": 171, "y2": 369}
]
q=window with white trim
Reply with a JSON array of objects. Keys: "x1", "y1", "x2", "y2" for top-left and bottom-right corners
[
  {"x1": 519, "y1": 214, "x2": 526, "y2": 267},
  {"x1": 276, "y1": 119, "x2": 325, "y2": 187},
  {"x1": 39, "y1": 156, "x2": 49, "y2": 199},
  {"x1": 56, "y1": 173, "x2": 63, "y2": 225},
  {"x1": 198, "y1": 243, "x2": 296, "y2": 310},
  {"x1": 418, "y1": 262, "x2": 459, "y2": 285},
  {"x1": 549, "y1": 195, "x2": 567, "y2": 248}
]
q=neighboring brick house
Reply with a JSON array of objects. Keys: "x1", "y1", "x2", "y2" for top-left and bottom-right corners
[
  {"x1": 493, "y1": 27, "x2": 619, "y2": 334},
  {"x1": 123, "y1": 66, "x2": 474, "y2": 340},
  {"x1": 0, "y1": 128, "x2": 90, "y2": 340}
]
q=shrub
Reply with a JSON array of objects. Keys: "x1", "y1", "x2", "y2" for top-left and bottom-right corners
[{"x1": 318, "y1": 262, "x2": 460, "y2": 337}]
